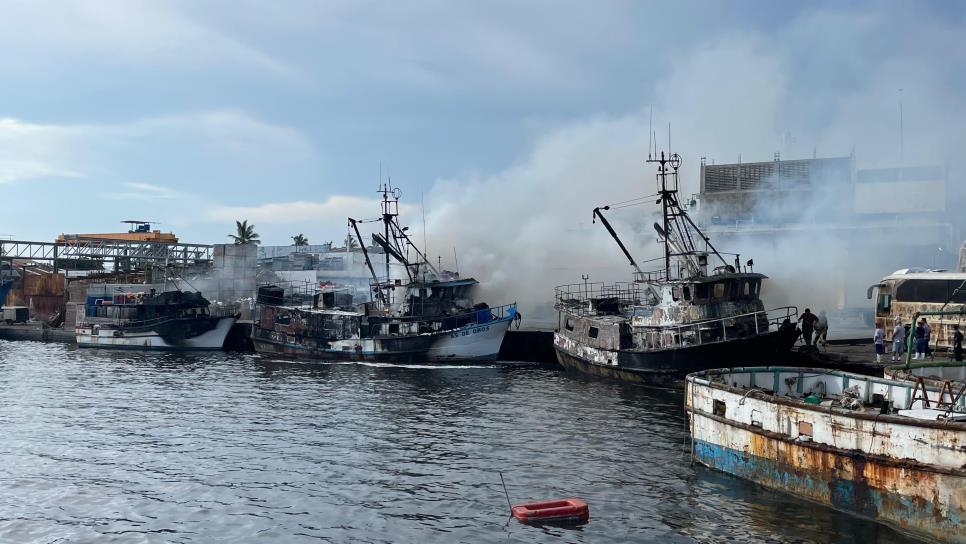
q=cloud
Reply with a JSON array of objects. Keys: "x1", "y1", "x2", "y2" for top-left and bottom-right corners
[
  {"x1": 0, "y1": 118, "x2": 81, "y2": 184},
  {"x1": 418, "y1": 6, "x2": 966, "y2": 323},
  {"x1": 0, "y1": 0, "x2": 295, "y2": 76},
  {"x1": 206, "y1": 196, "x2": 416, "y2": 224},
  {"x1": 101, "y1": 182, "x2": 180, "y2": 200},
  {"x1": 0, "y1": 111, "x2": 313, "y2": 185}
]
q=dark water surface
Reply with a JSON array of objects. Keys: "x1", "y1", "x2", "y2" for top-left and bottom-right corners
[{"x1": 0, "y1": 340, "x2": 919, "y2": 543}]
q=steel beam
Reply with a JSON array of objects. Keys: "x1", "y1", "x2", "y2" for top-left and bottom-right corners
[{"x1": 0, "y1": 238, "x2": 212, "y2": 263}]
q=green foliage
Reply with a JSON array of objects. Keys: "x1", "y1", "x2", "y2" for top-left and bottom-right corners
[{"x1": 229, "y1": 220, "x2": 260, "y2": 245}]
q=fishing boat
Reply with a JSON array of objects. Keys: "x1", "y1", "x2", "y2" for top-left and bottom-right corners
[
  {"x1": 252, "y1": 184, "x2": 517, "y2": 363},
  {"x1": 76, "y1": 289, "x2": 238, "y2": 350},
  {"x1": 686, "y1": 366, "x2": 966, "y2": 543},
  {"x1": 553, "y1": 151, "x2": 799, "y2": 385}
]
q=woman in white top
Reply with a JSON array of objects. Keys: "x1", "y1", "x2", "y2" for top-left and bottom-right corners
[{"x1": 873, "y1": 321, "x2": 885, "y2": 363}]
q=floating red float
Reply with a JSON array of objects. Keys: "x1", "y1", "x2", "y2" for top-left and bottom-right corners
[{"x1": 511, "y1": 498, "x2": 589, "y2": 523}]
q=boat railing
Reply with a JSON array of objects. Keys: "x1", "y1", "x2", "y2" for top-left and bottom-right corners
[
  {"x1": 553, "y1": 282, "x2": 643, "y2": 316},
  {"x1": 391, "y1": 303, "x2": 517, "y2": 330},
  {"x1": 257, "y1": 303, "x2": 516, "y2": 341},
  {"x1": 257, "y1": 279, "x2": 353, "y2": 307},
  {"x1": 78, "y1": 303, "x2": 240, "y2": 329},
  {"x1": 633, "y1": 306, "x2": 798, "y2": 349}
]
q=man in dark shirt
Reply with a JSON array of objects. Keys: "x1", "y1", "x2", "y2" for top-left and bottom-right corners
[{"x1": 799, "y1": 308, "x2": 818, "y2": 347}]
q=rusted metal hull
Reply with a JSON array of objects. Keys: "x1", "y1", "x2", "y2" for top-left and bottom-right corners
[
  {"x1": 686, "y1": 368, "x2": 966, "y2": 543},
  {"x1": 554, "y1": 326, "x2": 799, "y2": 386},
  {"x1": 885, "y1": 362, "x2": 966, "y2": 388},
  {"x1": 252, "y1": 317, "x2": 512, "y2": 363}
]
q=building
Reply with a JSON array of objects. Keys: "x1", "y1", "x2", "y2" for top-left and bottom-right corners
[{"x1": 695, "y1": 154, "x2": 956, "y2": 332}]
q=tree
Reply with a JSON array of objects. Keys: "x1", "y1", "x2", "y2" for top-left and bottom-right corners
[
  {"x1": 292, "y1": 233, "x2": 309, "y2": 247},
  {"x1": 229, "y1": 220, "x2": 260, "y2": 245},
  {"x1": 344, "y1": 234, "x2": 359, "y2": 250}
]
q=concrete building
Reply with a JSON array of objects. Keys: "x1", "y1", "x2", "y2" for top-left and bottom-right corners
[
  {"x1": 257, "y1": 244, "x2": 390, "y2": 302},
  {"x1": 695, "y1": 154, "x2": 956, "y2": 333}
]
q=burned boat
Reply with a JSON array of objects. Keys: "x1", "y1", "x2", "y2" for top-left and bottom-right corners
[
  {"x1": 252, "y1": 184, "x2": 517, "y2": 363},
  {"x1": 76, "y1": 289, "x2": 238, "y2": 350},
  {"x1": 553, "y1": 151, "x2": 798, "y2": 385},
  {"x1": 686, "y1": 366, "x2": 966, "y2": 543}
]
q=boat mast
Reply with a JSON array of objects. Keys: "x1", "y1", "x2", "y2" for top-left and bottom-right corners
[
  {"x1": 646, "y1": 151, "x2": 680, "y2": 280},
  {"x1": 378, "y1": 181, "x2": 398, "y2": 284}
]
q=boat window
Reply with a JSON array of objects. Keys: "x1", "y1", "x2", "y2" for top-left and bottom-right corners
[
  {"x1": 877, "y1": 294, "x2": 891, "y2": 313},
  {"x1": 895, "y1": 279, "x2": 966, "y2": 304},
  {"x1": 682, "y1": 286, "x2": 692, "y2": 301},
  {"x1": 565, "y1": 318, "x2": 575, "y2": 331},
  {"x1": 713, "y1": 399, "x2": 726, "y2": 417},
  {"x1": 672, "y1": 287, "x2": 681, "y2": 301},
  {"x1": 695, "y1": 284, "x2": 709, "y2": 300},
  {"x1": 713, "y1": 283, "x2": 725, "y2": 299},
  {"x1": 743, "y1": 282, "x2": 750, "y2": 296},
  {"x1": 798, "y1": 421, "x2": 813, "y2": 437},
  {"x1": 588, "y1": 326, "x2": 599, "y2": 339},
  {"x1": 389, "y1": 323, "x2": 400, "y2": 334},
  {"x1": 729, "y1": 281, "x2": 739, "y2": 298}
]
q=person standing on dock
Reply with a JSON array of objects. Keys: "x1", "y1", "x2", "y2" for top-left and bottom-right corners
[
  {"x1": 953, "y1": 324, "x2": 963, "y2": 362},
  {"x1": 891, "y1": 318, "x2": 906, "y2": 362},
  {"x1": 913, "y1": 319, "x2": 927, "y2": 360},
  {"x1": 873, "y1": 321, "x2": 885, "y2": 363},
  {"x1": 923, "y1": 319, "x2": 932, "y2": 359},
  {"x1": 799, "y1": 308, "x2": 818, "y2": 347}
]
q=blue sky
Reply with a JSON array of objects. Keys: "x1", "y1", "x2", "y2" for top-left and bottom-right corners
[{"x1": 1, "y1": 0, "x2": 964, "y2": 251}]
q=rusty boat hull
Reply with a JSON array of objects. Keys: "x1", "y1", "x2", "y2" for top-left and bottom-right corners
[
  {"x1": 686, "y1": 366, "x2": 966, "y2": 543},
  {"x1": 252, "y1": 316, "x2": 513, "y2": 363},
  {"x1": 554, "y1": 325, "x2": 799, "y2": 387}
]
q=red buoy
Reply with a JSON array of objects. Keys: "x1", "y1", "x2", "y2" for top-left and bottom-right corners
[{"x1": 511, "y1": 498, "x2": 589, "y2": 523}]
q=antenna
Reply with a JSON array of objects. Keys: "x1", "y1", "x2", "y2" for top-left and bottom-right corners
[
  {"x1": 898, "y1": 87, "x2": 904, "y2": 164},
  {"x1": 648, "y1": 106, "x2": 653, "y2": 160},
  {"x1": 453, "y1": 247, "x2": 459, "y2": 276},
  {"x1": 421, "y1": 188, "x2": 429, "y2": 277},
  {"x1": 499, "y1": 472, "x2": 513, "y2": 515}
]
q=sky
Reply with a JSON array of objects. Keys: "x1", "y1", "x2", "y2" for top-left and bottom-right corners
[{"x1": 2, "y1": 1, "x2": 964, "y2": 264}]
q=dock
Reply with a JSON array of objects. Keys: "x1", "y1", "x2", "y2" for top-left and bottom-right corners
[{"x1": 0, "y1": 322, "x2": 902, "y2": 375}]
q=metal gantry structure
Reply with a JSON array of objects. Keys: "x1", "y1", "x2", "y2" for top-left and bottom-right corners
[{"x1": 0, "y1": 237, "x2": 212, "y2": 271}]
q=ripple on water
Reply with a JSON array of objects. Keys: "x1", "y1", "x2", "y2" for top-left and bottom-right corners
[{"x1": 0, "y1": 340, "x2": 918, "y2": 543}]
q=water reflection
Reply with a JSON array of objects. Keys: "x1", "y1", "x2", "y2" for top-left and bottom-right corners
[{"x1": 0, "y1": 341, "x2": 919, "y2": 543}]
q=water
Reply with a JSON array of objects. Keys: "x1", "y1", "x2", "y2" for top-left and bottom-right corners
[{"x1": 0, "y1": 340, "x2": 918, "y2": 543}]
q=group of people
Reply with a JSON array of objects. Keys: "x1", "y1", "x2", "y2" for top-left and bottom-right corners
[
  {"x1": 800, "y1": 307, "x2": 966, "y2": 363},
  {"x1": 872, "y1": 316, "x2": 965, "y2": 363},
  {"x1": 797, "y1": 308, "x2": 828, "y2": 349}
]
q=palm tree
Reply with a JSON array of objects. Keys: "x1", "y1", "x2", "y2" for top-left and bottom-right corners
[
  {"x1": 229, "y1": 220, "x2": 260, "y2": 245},
  {"x1": 292, "y1": 233, "x2": 309, "y2": 248},
  {"x1": 344, "y1": 234, "x2": 360, "y2": 250}
]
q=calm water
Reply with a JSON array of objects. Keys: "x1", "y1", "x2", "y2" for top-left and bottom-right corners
[{"x1": 0, "y1": 340, "x2": 918, "y2": 543}]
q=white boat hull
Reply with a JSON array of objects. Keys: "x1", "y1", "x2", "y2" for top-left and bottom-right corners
[
  {"x1": 76, "y1": 316, "x2": 237, "y2": 351},
  {"x1": 424, "y1": 317, "x2": 513, "y2": 361}
]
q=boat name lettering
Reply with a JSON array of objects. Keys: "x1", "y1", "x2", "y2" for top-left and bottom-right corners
[{"x1": 451, "y1": 325, "x2": 490, "y2": 338}]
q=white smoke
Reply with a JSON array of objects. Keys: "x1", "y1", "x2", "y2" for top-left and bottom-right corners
[{"x1": 417, "y1": 25, "x2": 966, "y2": 330}]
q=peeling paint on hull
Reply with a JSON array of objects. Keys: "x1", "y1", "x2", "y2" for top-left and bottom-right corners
[
  {"x1": 554, "y1": 326, "x2": 799, "y2": 386},
  {"x1": 686, "y1": 368, "x2": 966, "y2": 543},
  {"x1": 692, "y1": 437, "x2": 965, "y2": 542},
  {"x1": 252, "y1": 317, "x2": 512, "y2": 363}
]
